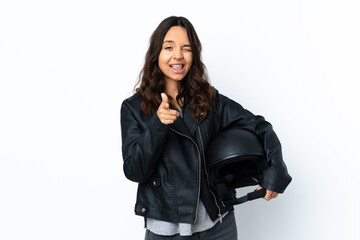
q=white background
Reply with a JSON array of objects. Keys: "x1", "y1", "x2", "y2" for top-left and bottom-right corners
[{"x1": 1, "y1": 0, "x2": 359, "y2": 239}]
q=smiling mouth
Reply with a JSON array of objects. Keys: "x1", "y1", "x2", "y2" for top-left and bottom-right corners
[{"x1": 170, "y1": 64, "x2": 184, "y2": 70}]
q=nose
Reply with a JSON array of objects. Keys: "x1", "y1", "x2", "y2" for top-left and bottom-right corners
[{"x1": 173, "y1": 48, "x2": 184, "y2": 59}]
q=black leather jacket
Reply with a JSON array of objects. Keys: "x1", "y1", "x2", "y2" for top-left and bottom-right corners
[{"x1": 120, "y1": 87, "x2": 291, "y2": 224}]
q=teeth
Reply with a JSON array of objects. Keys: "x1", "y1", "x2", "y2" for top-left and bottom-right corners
[{"x1": 171, "y1": 64, "x2": 182, "y2": 68}]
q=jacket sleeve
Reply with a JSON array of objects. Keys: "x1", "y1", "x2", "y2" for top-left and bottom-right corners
[
  {"x1": 213, "y1": 89, "x2": 292, "y2": 193},
  {"x1": 120, "y1": 99, "x2": 170, "y2": 183}
]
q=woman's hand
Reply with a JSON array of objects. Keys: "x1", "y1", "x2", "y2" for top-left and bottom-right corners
[
  {"x1": 256, "y1": 186, "x2": 279, "y2": 201},
  {"x1": 157, "y1": 93, "x2": 180, "y2": 125}
]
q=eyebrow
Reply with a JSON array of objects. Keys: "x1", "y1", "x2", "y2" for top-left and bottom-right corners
[{"x1": 163, "y1": 40, "x2": 191, "y2": 47}]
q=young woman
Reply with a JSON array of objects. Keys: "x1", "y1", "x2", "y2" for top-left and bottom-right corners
[{"x1": 121, "y1": 16, "x2": 291, "y2": 240}]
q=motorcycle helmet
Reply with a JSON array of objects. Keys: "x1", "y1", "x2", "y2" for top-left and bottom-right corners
[{"x1": 206, "y1": 128, "x2": 268, "y2": 206}]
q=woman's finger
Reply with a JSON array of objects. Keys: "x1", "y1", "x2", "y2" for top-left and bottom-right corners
[
  {"x1": 161, "y1": 119, "x2": 176, "y2": 125},
  {"x1": 159, "y1": 110, "x2": 179, "y2": 118},
  {"x1": 264, "y1": 191, "x2": 272, "y2": 201},
  {"x1": 159, "y1": 108, "x2": 179, "y2": 116},
  {"x1": 159, "y1": 113, "x2": 178, "y2": 121},
  {"x1": 255, "y1": 186, "x2": 279, "y2": 201},
  {"x1": 164, "y1": 109, "x2": 180, "y2": 116}
]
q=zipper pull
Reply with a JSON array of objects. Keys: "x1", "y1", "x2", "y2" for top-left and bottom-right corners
[{"x1": 218, "y1": 213, "x2": 223, "y2": 224}]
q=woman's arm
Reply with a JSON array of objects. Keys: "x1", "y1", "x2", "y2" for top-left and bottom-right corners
[{"x1": 120, "y1": 99, "x2": 170, "y2": 183}]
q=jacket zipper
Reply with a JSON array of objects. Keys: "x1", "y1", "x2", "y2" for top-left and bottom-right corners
[
  {"x1": 198, "y1": 126, "x2": 223, "y2": 223},
  {"x1": 170, "y1": 127, "x2": 201, "y2": 224}
]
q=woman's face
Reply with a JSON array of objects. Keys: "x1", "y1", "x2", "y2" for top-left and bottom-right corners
[{"x1": 158, "y1": 26, "x2": 193, "y2": 85}]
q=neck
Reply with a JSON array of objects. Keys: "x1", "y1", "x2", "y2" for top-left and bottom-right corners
[{"x1": 165, "y1": 79, "x2": 181, "y2": 100}]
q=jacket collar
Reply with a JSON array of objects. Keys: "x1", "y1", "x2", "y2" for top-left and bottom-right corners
[{"x1": 170, "y1": 94, "x2": 203, "y2": 137}]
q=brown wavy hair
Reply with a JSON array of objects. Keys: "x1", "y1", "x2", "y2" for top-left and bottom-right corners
[{"x1": 134, "y1": 16, "x2": 214, "y2": 122}]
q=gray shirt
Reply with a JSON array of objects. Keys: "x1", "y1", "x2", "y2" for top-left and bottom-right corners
[{"x1": 146, "y1": 200, "x2": 227, "y2": 236}]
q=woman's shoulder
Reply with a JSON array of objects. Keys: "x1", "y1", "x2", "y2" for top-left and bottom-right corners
[
  {"x1": 122, "y1": 92, "x2": 142, "y2": 103},
  {"x1": 210, "y1": 86, "x2": 231, "y2": 105},
  {"x1": 121, "y1": 92, "x2": 142, "y2": 110}
]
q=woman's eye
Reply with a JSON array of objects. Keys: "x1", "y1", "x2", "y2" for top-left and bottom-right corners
[
  {"x1": 183, "y1": 48, "x2": 192, "y2": 52},
  {"x1": 165, "y1": 47, "x2": 172, "y2": 50}
]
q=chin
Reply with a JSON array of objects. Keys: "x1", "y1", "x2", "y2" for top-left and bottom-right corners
[
  {"x1": 175, "y1": 76, "x2": 185, "y2": 81},
  {"x1": 168, "y1": 74, "x2": 186, "y2": 81}
]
